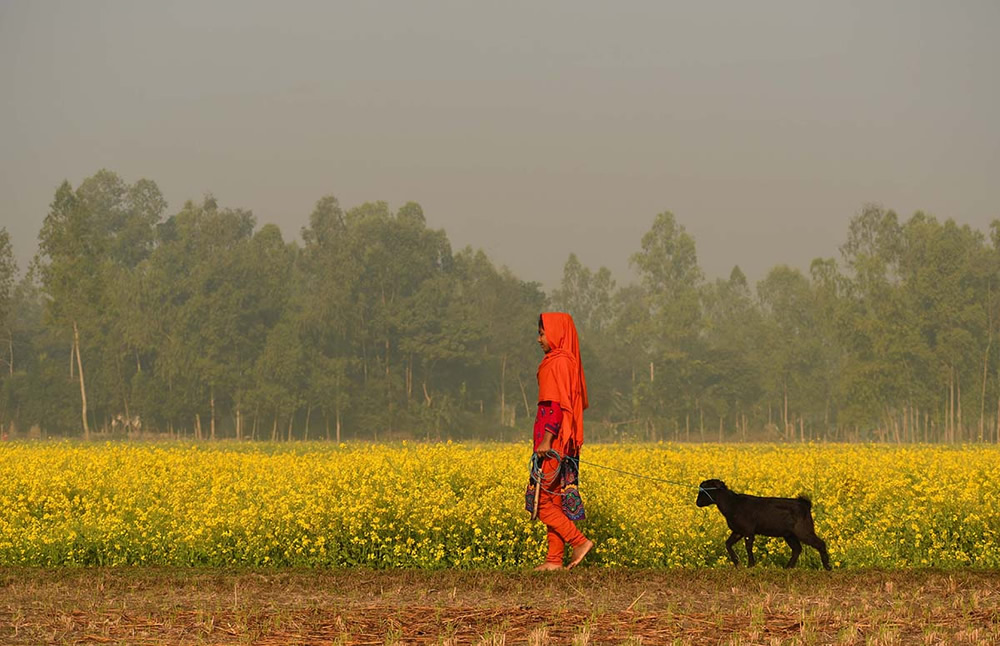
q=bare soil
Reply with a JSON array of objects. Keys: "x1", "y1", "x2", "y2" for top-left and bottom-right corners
[{"x1": 2, "y1": 568, "x2": 999, "y2": 645}]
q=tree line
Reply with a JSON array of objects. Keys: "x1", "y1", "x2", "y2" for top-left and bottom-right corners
[{"x1": 1, "y1": 169, "x2": 998, "y2": 443}]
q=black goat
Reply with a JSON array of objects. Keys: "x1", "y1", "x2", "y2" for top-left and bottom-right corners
[{"x1": 696, "y1": 479, "x2": 831, "y2": 570}]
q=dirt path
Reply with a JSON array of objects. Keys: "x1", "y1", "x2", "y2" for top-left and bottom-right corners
[{"x1": 3, "y1": 568, "x2": 999, "y2": 644}]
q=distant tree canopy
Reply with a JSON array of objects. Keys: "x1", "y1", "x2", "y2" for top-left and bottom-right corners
[{"x1": 2, "y1": 171, "x2": 999, "y2": 443}]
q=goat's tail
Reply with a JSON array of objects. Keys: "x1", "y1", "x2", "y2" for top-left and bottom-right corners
[{"x1": 797, "y1": 495, "x2": 812, "y2": 509}]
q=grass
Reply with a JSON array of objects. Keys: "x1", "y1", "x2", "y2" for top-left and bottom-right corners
[{"x1": 2, "y1": 568, "x2": 999, "y2": 644}]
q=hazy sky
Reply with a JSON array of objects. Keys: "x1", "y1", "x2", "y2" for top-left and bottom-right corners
[{"x1": 2, "y1": 1, "x2": 998, "y2": 288}]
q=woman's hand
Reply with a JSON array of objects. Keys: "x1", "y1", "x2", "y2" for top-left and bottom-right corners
[{"x1": 534, "y1": 432, "x2": 554, "y2": 457}]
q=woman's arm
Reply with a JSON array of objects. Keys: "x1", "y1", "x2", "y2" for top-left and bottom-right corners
[{"x1": 534, "y1": 401, "x2": 563, "y2": 456}]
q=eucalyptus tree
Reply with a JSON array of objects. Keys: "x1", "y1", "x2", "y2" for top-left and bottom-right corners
[
  {"x1": 596, "y1": 283, "x2": 653, "y2": 438},
  {"x1": 343, "y1": 201, "x2": 452, "y2": 434},
  {"x1": 700, "y1": 266, "x2": 764, "y2": 439},
  {"x1": 399, "y1": 261, "x2": 479, "y2": 438},
  {"x1": 0, "y1": 228, "x2": 15, "y2": 378},
  {"x1": 137, "y1": 197, "x2": 289, "y2": 439},
  {"x1": 834, "y1": 206, "x2": 910, "y2": 438},
  {"x1": 254, "y1": 314, "x2": 306, "y2": 441},
  {"x1": 809, "y1": 257, "x2": 850, "y2": 439},
  {"x1": 299, "y1": 196, "x2": 357, "y2": 441},
  {"x1": 895, "y1": 214, "x2": 992, "y2": 442},
  {"x1": 239, "y1": 224, "x2": 297, "y2": 439},
  {"x1": 629, "y1": 211, "x2": 704, "y2": 434},
  {"x1": 0, "y1": 275, "x2": 76, "y2": 435},
  {"x1": 36, "y1": 171, "x2": 165, "y2": 438},
  {"x1": 0, "y1": 230, "x2": 17, "y2": 430},
  {"x1": 756, "y1": 266, "x2": 832, "y2": 441}
]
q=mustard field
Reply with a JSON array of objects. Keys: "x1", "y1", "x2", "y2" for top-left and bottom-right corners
[{"x1": 1, "y1": 441, "x2": 998, "y2": 569}]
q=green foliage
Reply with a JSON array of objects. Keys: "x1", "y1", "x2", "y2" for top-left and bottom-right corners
[{"x1": 8, "y1": 173, "x2": 1000, "y2": 442}]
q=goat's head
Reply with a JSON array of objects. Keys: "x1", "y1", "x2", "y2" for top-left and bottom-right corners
[{"x1": 696, "y1": 479, "x2": 727, "y2": 507}]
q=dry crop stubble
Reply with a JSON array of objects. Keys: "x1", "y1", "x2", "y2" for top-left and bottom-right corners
[{"x1": 3, "y1": 569, "x2": 1000, "y2": 644}]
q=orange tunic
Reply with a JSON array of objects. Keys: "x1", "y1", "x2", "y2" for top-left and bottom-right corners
[{"x1": 536, "y1": 312, "x2": 588, "y2": 455}]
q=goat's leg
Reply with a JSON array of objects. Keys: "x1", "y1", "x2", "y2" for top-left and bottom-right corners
[
  {"x1": 803, "y1": 534, "x2": 832, "y2": 570},
  {"x1": 725, "y1": 532, "x2": 742, "y2": 566},
  {"x1": 784, "y1": 536, "x2": 802, "y2": 568},
  {"x1": 744, "y1": 535, "x2": 756, "y2": 567}
]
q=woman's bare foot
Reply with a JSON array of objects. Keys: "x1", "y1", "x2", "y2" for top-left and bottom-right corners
[
  {"x1": 533, "y1": 562, "x2": 563, "y2": 571},
  {"x1": 567, "y1": 539, "x2": 594, "y2": 569}
]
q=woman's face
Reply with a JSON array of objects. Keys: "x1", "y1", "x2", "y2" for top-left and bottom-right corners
[{"x1": 537, "y1": 327, "x2": 552, "y2": 353}]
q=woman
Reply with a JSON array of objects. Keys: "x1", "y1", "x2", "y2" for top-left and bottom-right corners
[{"x1": 529, "y1": 312, "x2": 594, "y2": 570}]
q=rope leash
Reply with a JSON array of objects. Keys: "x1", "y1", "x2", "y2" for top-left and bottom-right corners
[{"x1": 529, "y1": 449, "x2": 718, "y2": 502}]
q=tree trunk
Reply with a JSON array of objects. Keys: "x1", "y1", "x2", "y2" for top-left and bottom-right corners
[
  {"x1": 949, "y1": 368, "x2": 955, "y2": 443},
  {"x1": 73, "y1": 321, "x2": 90, "y2": 441},
  {"x1": 210, "y1": 387, "x2": 216, "y2": 441},
  {"x1": 406, "y1": 354, "x2": 413, "y2": 403},
  {"x1": 385, "y1": 338, "x2": 391, "y2": 431},
  {"x1": 957, "y1": 378, "x2": 963, "y2": 443},
  {"x1": 996, "y1": 394, "x2": 1000, "y2": 444},
  {"x1": 271, "y1": 414, "x2": 278, "y2": 442},
  {"x1": 195, "y1": 413, "x2": 202, "y2": 441},
  {"x1": 117, "y1": 352, "x2": 131, "y2": 432},
  {"x1": 304, "y1": 405, "x2": 312, "y2": 441},
  {"x1": 517, "y1": 374, "x2": 531, "y2": 418},
  {"x1": 783, "y1": 379, "x2": 789, "y2": 441},
  {"x1": 902, "y1": 406, "x2": 908, "y2": 443},
  {"x1": 982, "y1": 336, "x2": 992, "y2": 441},
  {"x1": 336, "y1": 406, "x2": 342, "y2": 444},
  {"x1": 500, "y1": 353, "x2": 507, "y2": 427},
  {"x1": 235, "y1": 404, "x2": 242, "y2": 441},
  {"x1": 287, "y1": 409, "x2": 294, "y2": 441}
]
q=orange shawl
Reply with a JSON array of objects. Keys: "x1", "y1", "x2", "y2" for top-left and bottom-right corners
[{"x1": 537, "y1": 312, "x2": 589, "y2": 453}]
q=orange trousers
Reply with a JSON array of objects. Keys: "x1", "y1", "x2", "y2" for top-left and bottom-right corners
[{"x1": 537, "y1": 457, "x2": 587, "y2": 564}]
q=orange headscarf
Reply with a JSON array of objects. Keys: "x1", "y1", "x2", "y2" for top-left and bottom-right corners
[{"x1": 537, "y1": 312, "x2": 589, "y2": 452}]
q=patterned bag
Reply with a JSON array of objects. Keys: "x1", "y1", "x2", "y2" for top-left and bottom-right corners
[
  {"x1": 560, "y1": 456, "x2": 586, "y2": 521},
  {"x1": 524, "y1": 454, "x2": 586, "y2": 521}
]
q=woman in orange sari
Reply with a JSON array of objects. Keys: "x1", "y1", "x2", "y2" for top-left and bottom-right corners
[{"x1": 529, "y1": 312, "x2": 594, "y2": 570}]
